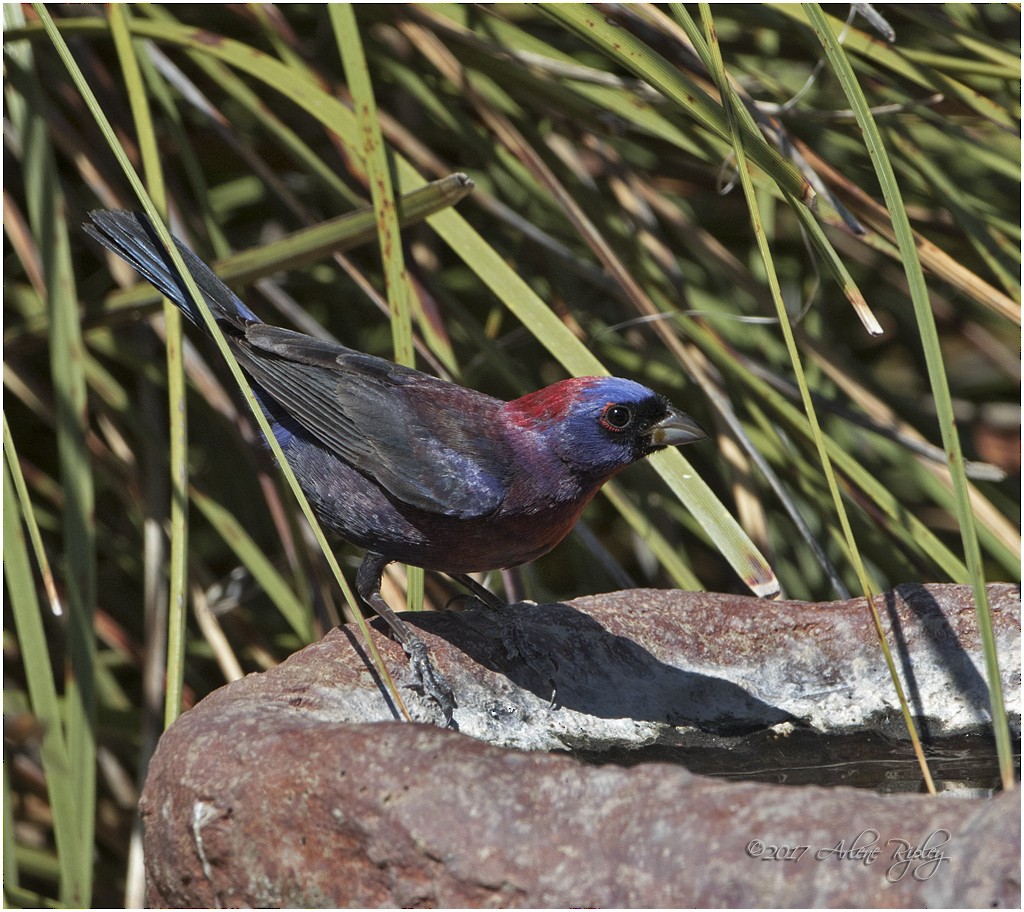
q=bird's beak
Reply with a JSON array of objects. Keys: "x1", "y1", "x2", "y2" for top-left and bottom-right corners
[{"x1": 649, "y1": 406, "x2": 709, "y2": 447}]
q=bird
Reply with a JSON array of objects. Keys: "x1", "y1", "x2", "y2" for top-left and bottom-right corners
[{"x1": 85, "y1": 209, "x2": 708, "y2": 723}]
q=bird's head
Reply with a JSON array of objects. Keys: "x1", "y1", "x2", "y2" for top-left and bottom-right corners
[{"x1": 505, "y1": 377, "x2": 707, "y2": 484}]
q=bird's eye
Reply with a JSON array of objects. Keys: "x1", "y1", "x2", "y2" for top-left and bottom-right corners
[{"x1": 601, "y1": 403, "x2": 633, "y2": 431}]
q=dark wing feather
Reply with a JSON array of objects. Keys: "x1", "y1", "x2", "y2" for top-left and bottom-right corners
[
  {"x1": 236, "y1": 325, "x2": 512, "y2": 518},
  {"x1": 84, "y1": 211, "x2": 511, "y2": 518}
]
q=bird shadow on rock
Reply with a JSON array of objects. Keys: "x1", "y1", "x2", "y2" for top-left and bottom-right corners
[{"x1": 392, "y1": 600, "x2": 796, "y2": 736}]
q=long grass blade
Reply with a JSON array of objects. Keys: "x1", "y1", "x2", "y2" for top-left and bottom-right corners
[
  {"x1": 803, "y1": 1, "x2": 1014, "y2": 791},
  {"x1": 34, "y1": 4, "x2": 412, "y2": 720},
  {"x1": 333, "y1": 4, "x2": 425, "y2": 611},
  {"x1": 3, "y1": 443, "x2": 83, "y2": 904},
  {"x1": 700, "y1": 3, "x2": 936, "y2": 791},
  {"x1": 106, "y1": 0, "x2": 190, "y2": 742},
  {"x1": 21, "y1": 6, "x2": 98, "y2": 896},
  {"x1": 99, "y1": 174, "x2": 475, "y2": 315}
]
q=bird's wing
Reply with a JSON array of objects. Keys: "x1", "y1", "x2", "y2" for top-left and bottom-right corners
[{"x1": 236, "y1": 324, "x2": 512, "y2": 518}]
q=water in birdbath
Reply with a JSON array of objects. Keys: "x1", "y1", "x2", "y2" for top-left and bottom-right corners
[{"x1": 573, "y1": 730, "x2": 1019, "y2": 795}]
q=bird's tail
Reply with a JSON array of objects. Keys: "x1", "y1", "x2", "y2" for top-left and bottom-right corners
[{"x1": 84, "y1": 209, "x2": 260, "y2": 329}]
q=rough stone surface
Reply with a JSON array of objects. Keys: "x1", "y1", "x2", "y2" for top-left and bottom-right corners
[
  {"x1": 143, "y1": 722, "x2": 1019, "y2": 908},
  {"x1": 142, "y1": 583, "x2": 1021, "y2": 907}
]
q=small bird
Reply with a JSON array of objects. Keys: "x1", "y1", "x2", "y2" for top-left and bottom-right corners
[{"x1": 85, "y1": 209, "x2": 708, "y2": 721}]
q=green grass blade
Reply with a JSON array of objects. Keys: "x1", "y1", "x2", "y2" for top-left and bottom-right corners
[
  {"x1": 332, "y1": 4, "x2": 415, "y2": 365},
  {"x1": 106, "y1": 0, "x2": 190, "y2": 737},
  {"x1": 99, "y1": 174, "x2": 475, "y2": 315},
  {"x1": 37, "y1": 4, "x2": 413, "y2": 721},
  {"x1": 333, "y1": 5, "x2": 429, "y2": 611},
  {"x1": 602, "y1": 482, "x2": 702, "y2": 591},
  {"x1": 3, "y1": 758, "x2": 19, "y2": 898},
  {"x1": 803, "y1": 1, "x2": 1014, "y2": 791},
  {"x1": 21, "y1": 7, "x2": 98, "y2": 896},
  {"x1": 888, "y1": 128, "x2": 1020, "y2": 300},
  {"x1": 667, "y1": 2, "x2": 881, "y2": 336},
  {"x1": 2, "y1": 414, "x2": 64, "y2": 619},
  {"x1": 139, "y1": 4, "x2": 365, "y2": 212},
  {"x1": 542, "y1": 5, "x2": 807, "y2": 200},
  {"x1": 685, "y1": 319, "x2": 972, "y2": 583},
  {"x1": 3, "y1": 446, "x2": 81, "y2": 905},
  {"x1": 191, "y1": 486, "x2": 313, "y2": 643},
  {"x1": 701, "y1": 3, "x2": 935, "y2": 792},
  {"x1": 776, "y1": 5, "x2": 1018, "y2": 128}
]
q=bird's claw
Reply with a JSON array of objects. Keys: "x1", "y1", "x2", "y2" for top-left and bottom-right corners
[{"x1": 404, "y1": 637, "x2": 457, "y2": 726}]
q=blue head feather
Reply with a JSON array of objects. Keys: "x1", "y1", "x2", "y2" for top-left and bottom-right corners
[{"x1": 508, "y1": 376, "x2": 669, "y2": 485}]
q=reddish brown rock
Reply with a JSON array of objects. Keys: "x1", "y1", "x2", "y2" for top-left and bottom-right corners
[
  {"x1": 142, "y1": 720, "x2": 1018, "y2": 908},
  {"x1": 141, "y1": 584, "x2": 1020, "y2": 907}
]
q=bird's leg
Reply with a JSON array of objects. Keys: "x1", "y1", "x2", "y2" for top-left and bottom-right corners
[
  {"x1": 450, "y1": 572, "x2": 508, "y2": 612},
  {"x1": 356, "y1": 552, "x2": 456, "y2": 724},
  {"x1": 452, "y1": 573, "x2": 558, "y2": 707}
]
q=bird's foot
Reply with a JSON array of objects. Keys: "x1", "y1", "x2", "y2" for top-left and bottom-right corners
[
  {"x1": 357, "y1": 553, "x2": 458, "y2": 726},
  {"x1": 403, "y1": 636, "x2": 457, "y2": 726}
]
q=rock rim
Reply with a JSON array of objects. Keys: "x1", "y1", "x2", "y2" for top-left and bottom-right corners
[{"x1": 141, "y1": 582, "x2": 1021, "y2": 907}]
